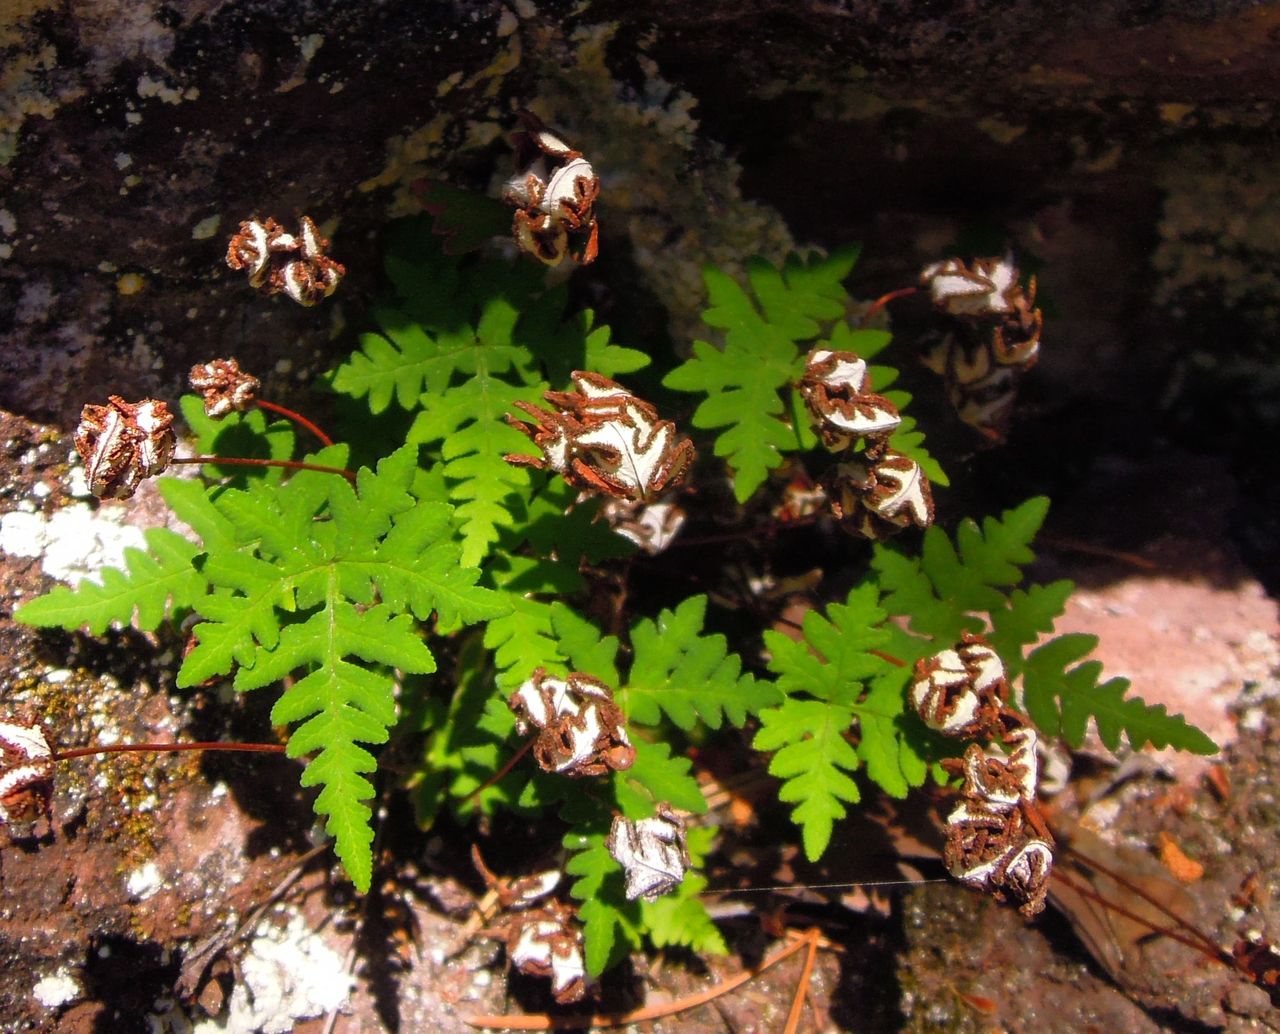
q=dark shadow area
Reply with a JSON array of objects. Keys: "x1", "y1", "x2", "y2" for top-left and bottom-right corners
[{"x1": 83, "y1": 933, "x2": 179, "y2": 1034}]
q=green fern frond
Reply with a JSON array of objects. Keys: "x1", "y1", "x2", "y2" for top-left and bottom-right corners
[
  {"x1": 521, "y1": 481, "x2": 637, "y2": 566},
  {"x1": 550, "y1": 602, "x2": 622, "y2": 686},
  {"x1": 1023, "y1": 633, "x2": 1216, "y2": 754},
  {"x1": 482, "y1": 595, "x2": 566, "y2": 690},
  {"x1": 664, "y1": 250, "x2": 859, "y2": 501},
  {"x1": 641, "y1": 873, "x2": 726, "y2": 955},
  {"x1": 623, "y1": 595, "x2": 781, "y2": 730},
  {"x1": 754, "y1": 583, "x2": 925, "y2": 860},
  {"x1": 873, "y1": 497, "x2": 1214, "y2": 755},
  {"x1": 563, "y1": 810, "x2": 722, "y2": 975},
  {"x1": 13, "y1": 469, "x2": 251, "y2": 635},
  {"x1": 417, "y1": 180, "x2": 511, "y2": 255},
  {"x1": 520, "y1": 285, "x2": 650, "y2": 385},
  {"x1": 170, "y1": 445, "x2": 502, "y2": 890},
  {"x1": 754, "y1": 697, "x2": 861, "y2": 862},
  {"x1": 564, "y1": 832, "x2": 643, "y2": 976},
  {"x1": 333, "y1": 224, "x2": 650, "y2": 566},
  {"x1": 873, "y1": 496, "x2": 1049, "y2": 642},
  {"x1": 639, "y1": 827, "x2": 725, "y2": 956},
  {"x1": 265, "y1": 603, "x2": 436, "y2": 891},
  {"x1": 179, "y1": 395, "x2": 296, "y2": 484},
  {"x1": 613, "y1": 738, "x2": 708, "y2": 818},
  {"x1": 988, "y1": 581, "x2": 1075, "y2": 665},
  {"x1": 14, "y1": 527, "x2": 206, "y2": 634},
  {"x1": 664, "y1": 249, "x2": 948, "y2": 501}
]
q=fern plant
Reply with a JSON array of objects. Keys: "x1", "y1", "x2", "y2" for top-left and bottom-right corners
[
  {"x1": 19, "y1": 430, "x2": 504, "y2": 892},
  {"x1": 14, "y1": 211, "x2": 1215, "y2": 993}
]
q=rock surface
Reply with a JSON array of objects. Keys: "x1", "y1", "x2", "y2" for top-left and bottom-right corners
[{"x1": 3, "y1": 1, "x2": 1278, "y2": 438}]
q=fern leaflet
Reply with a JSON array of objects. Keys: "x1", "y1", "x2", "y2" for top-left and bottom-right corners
[
  {"x1": 14, "y1": 527, "x2": 206, "y2": 634},
  {"x1": 754, "y1": 584, "x2": 925, "y2": 860},
  {"x1": 622, "y1": 595, "x2": 781, "y2": 730},
  {"x1": 639, "y1": 826, "x2": 726, "y2": 956},
  {"x1": 664, "y1": 250, "x2": 857, "y2": 501},
  {"x1": 873, "y1": 497, "x2": 1215, "y2": 754},
  {"x1": 1023, "y1": 634, "x2": 1216, "y2": 754}
]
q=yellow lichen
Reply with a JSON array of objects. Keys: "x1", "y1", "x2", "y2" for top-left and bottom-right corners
[
  {"x1": 1159, "y1": 102, "x2": 1196, "y2": 126},
  {"x1": 117, "y1": 272, "x2": 146, "y2": 295},
  {"x1": 976, "y1": 118, "x2": 1028, "y2": 145}
]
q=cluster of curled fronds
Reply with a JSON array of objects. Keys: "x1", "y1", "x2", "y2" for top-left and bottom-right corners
[{"x1": 15, "y1": 198, "x2": 1215, "y2": 1001}]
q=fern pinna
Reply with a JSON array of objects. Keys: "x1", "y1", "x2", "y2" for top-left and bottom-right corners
[{"x1": 757, "y1": 496, "x2": 1214, "y2": 863}]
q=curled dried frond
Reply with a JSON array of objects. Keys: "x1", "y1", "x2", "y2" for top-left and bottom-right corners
[
  {"x1": 921, "y1": 256, "x2": 1024, "y2": 318},
  {"x1": 508, "y1": 668, "x2": 635, "y2": 777},
  {"x1": 824, "y1": 451, "x2": 934, "y2": 540},
  {"x1": 1233, "y1": 933, "x2": 1280, "y2": 1000},
  {"x1": 506, "y1": 373, "x2": 694, "y2": 504},
  {"x1": 958, "y1": 726, "x2": 1040, "y2": 808},
  {"x1": 0, "y1": 718, "x2": 55, "y2": 826},
  {"x1": 501, "y1": 900, "x2": 588, "y2": 1004},
  {"x1": 600, "y1": 498, "x2": 687, "y2": 555},
  {"x1": 919, "y1": 254, "x2": 1043, "y2": 441},
  {"x1": 773, "y1": 465, "x2": 827, "y2": 523},
  {"x1": 502, "y1": 110, "x2": 600, "y2": 266},
  {"x1": 943, "y1": 795, "x2": 1054, "y2": 917},
  {"x1": 798, "y1": 347, "x2": 901, "y2": 454},
  {"x1": 911, "y1": 638, "x2": 1054, "y2": 915},
  {"x1": 472, "y1": 844, "x2": 562, "y2": 911},
  {"x1": 225, "y1": 215, "x2": 345, "y2": 305},
  {"x1": 910, "y1": 634, "x2": 1008, "y2": 737},
  {"x1": 606, "y1": 803, "x2": 692, "y2": 902},
  {"x1": 921, "y1": 329, "x2": 1024, "y2": 441},
  {"x1": 75, "y1": 396, "x2": 176, "y2": 500},
  {"x1": 225, "y1": 215, "x2": 291, "y2": 288},
  {"x1": 188, "y1": 357, "x2": 261, "y2": 418}
]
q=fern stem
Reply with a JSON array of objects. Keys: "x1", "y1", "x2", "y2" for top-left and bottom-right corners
[
  {"x1": 53, "y1": 741, "x2": 287, "y2": 761},
  {"x1": 170, "y1": 456, "x2": 357, "y2": 484},
  {"x1": 859, "y1": 286, "x2": 918, "y2": 326},
  {"x1": 671, "y1": 515, "x2": 819, "y2": 548},
  {"x1": 1036, "y1": 533, "x2": 1159, "y2": 572},
  {"x1": 1051, "y1": 867, "x2": 1233, "y2": 969},
  {"x1": 256, "y1": 399, "x2": 335, "y2": 448},
  {"x1": 1061, "y1": 842, "x2": 1230, "y2": 965},
  {"x1": 461, "y1": 735, "x2": 535, "y2": 808}
]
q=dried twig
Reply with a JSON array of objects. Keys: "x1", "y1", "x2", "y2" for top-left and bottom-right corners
[{"x1": 463, "y1": 927, "x2": 831, "y2": 1030}]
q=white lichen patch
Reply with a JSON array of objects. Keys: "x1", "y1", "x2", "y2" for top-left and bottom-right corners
[
  {"x1": 191, "y1": 214, "x2": 221, "y2": 240},
  {"x1": 191, "y1": 911, "x2": 353, "y2": 1034},
  {"x1": 0, "y1": 502, "x2": 146, "y2": 585},
  {"x1": 0, "y1": 204, "x2": 15, "y2": 255},
  {"x1": 496, "y1": 7, "x2": 519, "y2": 36},
  {"x1": 126, "y1": 860, "x2": 164, "y2": 900},
  {"x1": 297, "y1": 33, "x2": 324, "y2": 63},
  {"x1": 137, "y1": 75, "x2": 198, "y2": 105},
  {"x1": 33, "y1": 967, "x2": 82, "y2": 1009}
]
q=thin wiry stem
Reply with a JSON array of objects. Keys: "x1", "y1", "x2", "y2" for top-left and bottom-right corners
[
  {"x1": 256, "y1": 399, "x2": 335, "y2": 448},
  {"x1": 53, "y1": 741, "x2": 286, "y2": 761},
  {"x1": 170, "y1": 455, "x2": 357, "y2": 484}
]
